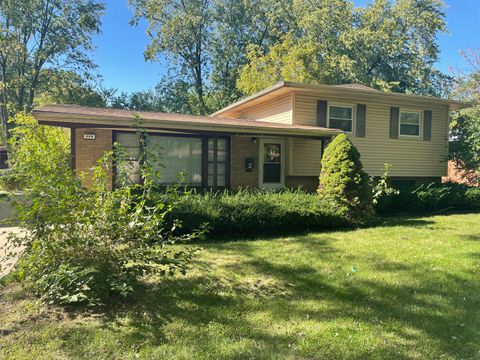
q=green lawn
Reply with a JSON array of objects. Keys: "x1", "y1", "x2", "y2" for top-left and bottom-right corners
[{"x1": 1, "y1": 213, "x2": 480, "y2": 359}]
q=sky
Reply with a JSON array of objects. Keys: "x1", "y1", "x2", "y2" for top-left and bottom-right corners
[{"x1": 92, "y1": 0, "x2": 480, "y2": 94}]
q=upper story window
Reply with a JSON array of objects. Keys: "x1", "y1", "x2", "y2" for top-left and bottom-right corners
[
  {"x1": 399, "y1": 111, "x2": 420, "y2": 137},
  {"x1": 329, "y1": 105, "x2": 353, "y2": 132}
]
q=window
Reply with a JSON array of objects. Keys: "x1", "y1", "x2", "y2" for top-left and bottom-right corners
[
  {"x1": 148, "y1": 136, "x2": 203, "y2": 185},
  {"x1": 399, "y1": 111, "x2": 420, "y2": 137},
  {"x1": 208, "y1": 138, "x2": 228, "y2": 187},
  {"x1": 115, "y1": 132, "x2": 142, "y2": 185},
  {"x1": 114, "y1": 132, "x2": 228, "y2": 188},
  {"x1": 329, "y1": 105, "x2": 353, "y2": 132},
  {"x1": 263, "y1": 143, "x2": 282, "y2": 183}
]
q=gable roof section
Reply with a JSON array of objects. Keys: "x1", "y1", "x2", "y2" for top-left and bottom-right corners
[
  {"x1": 33, "y1": 104, "x2": 341, "y2": 138},
  {"x1": 211, "y1": 81, "x2": 469, "y2": 117}
]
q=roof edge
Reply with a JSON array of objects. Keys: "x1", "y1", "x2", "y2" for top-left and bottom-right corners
[{"x1": 211, "y1": 81, "x2": 470, "y2": 115}]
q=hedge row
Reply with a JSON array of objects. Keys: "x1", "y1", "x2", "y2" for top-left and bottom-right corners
[
  {"x1": 376, "y1": 182, "x2": 480, "y2": 214},
  {"x1": 166, "y1": 189, "x2": 351, "y2": 237}
]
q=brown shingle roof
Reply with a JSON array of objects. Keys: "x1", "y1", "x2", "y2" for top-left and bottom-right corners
[
  {"x1": 33, "y1": 104, "x2": 341, "y2": 138},
  {"x1": 333, "y1": 83, "x2": 380, "y2": 92}
]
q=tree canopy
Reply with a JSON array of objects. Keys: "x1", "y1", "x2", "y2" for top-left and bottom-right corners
[
  {"x1": 128, "y1": 0, "x2": 452, "y2": 114},
  {"x1": 0, "y1": 0, "x2": 104, "y2": 142},
  {"x1": 449, "y1": 49, "x2": 480, "y2": 180},
  {"x1": 238, "y1": 0, "x2": 451, "y2": 96}
]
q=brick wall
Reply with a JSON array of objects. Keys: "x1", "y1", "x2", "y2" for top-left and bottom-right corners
[
  {"x1": 74, "y1": 128, "x2": 113, "y2": 189},
  {"x1": 230, "y1": 136, "x2": 258, "y2": 188}
]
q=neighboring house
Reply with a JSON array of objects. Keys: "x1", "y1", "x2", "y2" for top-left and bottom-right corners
[
  {"x1": 32, "y1": 81, "x2": 466, "y2": 192},
  {"x1": 443, "y1": 160, "x2": 480, "y2": 187}
]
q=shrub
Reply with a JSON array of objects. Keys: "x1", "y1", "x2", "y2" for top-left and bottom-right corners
[
  {"x1": 318, "y1": 134, "x2": 373, "y2": 223},
  {"x1": 167, "y1": 188, "x2": 350, "y2": 237},
  {"x1": 6, "y1": 113, "x2": 70, "y2": 191},
  {"x1": 375, "y1": 181, "x2": 480, "y2": 214},
  {"x1": 2, "y1": 129, "x2": 203, "y2": 306},
  {"x1": 0, "y1": 168, "x2": 26, "y2": 191}
]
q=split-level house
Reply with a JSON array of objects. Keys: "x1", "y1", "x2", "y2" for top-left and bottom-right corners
[{"x1": 33, "y1": 82, "x2": 467, "y2": 192}]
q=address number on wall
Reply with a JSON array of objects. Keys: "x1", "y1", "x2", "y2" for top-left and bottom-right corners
[{"x1": 83, "y1": 133, "x2": 96, "y2": 140}]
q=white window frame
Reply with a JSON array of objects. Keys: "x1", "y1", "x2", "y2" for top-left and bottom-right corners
[
  {"x1": 327, "y1": 104, "x2": 354, "y2": 134},
  {"x1": 399, "y1": 110, "x2": 422, "y2": 139}
]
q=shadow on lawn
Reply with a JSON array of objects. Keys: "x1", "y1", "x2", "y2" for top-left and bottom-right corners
[{"x1": 58, "y1": 235, "x2": 478, "y2": 359}]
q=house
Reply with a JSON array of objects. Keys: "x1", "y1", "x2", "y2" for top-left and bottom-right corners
[{"x1": 32, "y1": 81, "x2": 467, "y2": 192}]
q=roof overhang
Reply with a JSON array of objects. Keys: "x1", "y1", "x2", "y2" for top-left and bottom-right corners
[
  {"x1": 211, "y1": 81, "x2": 471, "y2": 117},
  {"x1": 33, "y1": 105, "x2": 342, "y2": 139}
]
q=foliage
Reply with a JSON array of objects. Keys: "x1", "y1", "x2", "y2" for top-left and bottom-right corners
[
  {"x1": 35, "y1": 70, "x2": 114, "y2": 108},
  {"x1": 3, "y1": 129, "x2": 204, "y2": 306},
  {"x1": 167, "y1": 188, "x2": 350, "y2": 237},
  {"x1": 371, "y1": 164, "x2": 399, "y2": 205},
  {"x1": 238, "y1": 0, "x2": 452, "y2": 96},
  {"x1": 128, "y1": 0, "x2": 277, "y2": 114},
  {"x1": 2, "y1": 113, "x2": 70, "y2": 191},
  {"x1": 318, "y1": 134, "x2": 373, "y2": 223},
  {"x1": 449, "y1": 49, "x2": 480, "y2": 179},
  {"x1": 375, "y1": 181, "x2": 480, "y2": 214},
  {"x1": 0, "y1": 0, "x2": 104, "y2": 142}
]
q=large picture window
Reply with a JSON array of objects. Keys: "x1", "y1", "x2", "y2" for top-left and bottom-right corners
[
  {"x1": 399, "y1": 111, "x2": 420, "y2": 137},
  {"x1": 114, "y1": 132, "x2": 228, "y2": 188},
  {"x1": 148, "y1": 136, "x2": 202, "y2": 185},
  {"x1": 329, "y1": 105, "x2": 353, "y2": 132}
]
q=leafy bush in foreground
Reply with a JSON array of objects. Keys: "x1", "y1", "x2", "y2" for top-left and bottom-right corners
[
  {"x1": 1, "y1": 126, "x2": 203, "y2": 306},
  {"x1": 376, "y1": 181, "x2": 480, "y2": 214},
  {"x1": 167, "y1": 189, "x2": 350, "y2": 237},
  {"x1": 0, "y1": 113, "x2": 70, "y2": 191},
  {"x1": 318, "y1": 134, "x2": 373, "y2": 223}
]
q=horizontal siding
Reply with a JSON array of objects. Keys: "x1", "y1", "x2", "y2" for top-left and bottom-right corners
[
  {"x1": 287, "y1": 138, "x2": 322, "y2": 176},
  {"x1": 236, "y1": 93, "x2": 292, "y2": 124},
  {"x1": 294, "y1": 92, "x2": 449, "y2": 177}
]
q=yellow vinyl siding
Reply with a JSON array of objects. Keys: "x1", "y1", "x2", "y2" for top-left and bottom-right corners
[
  {"x1": 293, "y1": 91, "x2": 449, "y2": 177},
  {"x1": 287, "y1": 138, "x2": 322, "y2": 176},
  {"x1": 234, "y1": 93, "x2": 292, "y2": 124}
]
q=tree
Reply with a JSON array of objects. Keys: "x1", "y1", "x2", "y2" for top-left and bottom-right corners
[
  {"x1": 238, "y1": 0, "x2": 451, "y2": 96},
  {"x1": 128, "y1": 0, "x2": 275, "y2": 114},
  {"x1": 35, "y1": 70, "x2": 113, "y2": 108},
  {"x1": 0, "y1": 0, "x2": 104, "y2": 143},
  {"x1": 129, "y1": 0, "x2": 212, "y2": 115},
  {"x1": 318, "y1": 134, "x2": 373, "y2": 223},
  {"x1": 449, "y1": 49, "x2": 480, "y2": 179},
  {"x1": 208, "y1": 0, "x2": 274, "y2": 109}
]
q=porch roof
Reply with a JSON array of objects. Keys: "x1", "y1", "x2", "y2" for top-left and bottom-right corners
[{"x1": 32, "y1": 105, "x2": 341, "y2": 139}]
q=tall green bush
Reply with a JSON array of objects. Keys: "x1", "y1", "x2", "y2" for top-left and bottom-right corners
[
  {"x1": 0, "y1": 113, "x2": 70, "y2": 191},
  {"x1": 1, "y1": 128, "x2": 204, "y2": 306},
  {"x1": 318, "y1": 134, "x2": 373, "y2": 222}
]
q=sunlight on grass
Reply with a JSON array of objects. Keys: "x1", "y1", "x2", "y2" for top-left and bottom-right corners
[{"x1": 1, "y1": 213, "x2": 480, "y2": 359}]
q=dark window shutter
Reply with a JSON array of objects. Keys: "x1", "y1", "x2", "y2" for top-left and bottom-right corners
[
  {"x1": 390, "y1": 107, "x2": 399, "y2": 139},
  {"x1": 356, "y1": 104, "x2": 366, "y2": 137},
  {"x1": 423, "y1": 110, "x2": 432, "y2": 141},
  {"x1": 317, "y1": 100, "x2": 327, "y2": 127}
]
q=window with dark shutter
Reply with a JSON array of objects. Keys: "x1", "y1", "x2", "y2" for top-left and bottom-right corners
[
  {"x1": 356, "y1": 104, "x2": 366, "y2": 137},
  {"x1": 423, "y1": 110, "x2": 432, "y2": 141},
  {"x1": 317, "y1": 100, "x2": 327, "y2": 127},
  {"x1": 390, "y1": 107, "x2": 399, "y2": 139}
]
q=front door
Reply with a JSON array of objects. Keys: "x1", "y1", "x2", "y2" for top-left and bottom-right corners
[{"x1": 259, "y1": 138, "x2": 285, "y2": 189}]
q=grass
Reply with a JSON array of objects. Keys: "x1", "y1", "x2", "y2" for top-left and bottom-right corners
[{"x1": 1, "y1": 213, "x2": 480, "y2": 359}]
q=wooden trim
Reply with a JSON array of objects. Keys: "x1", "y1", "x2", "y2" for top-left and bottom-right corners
[
  {"x1": 201, "y1": 136, "x2": 208, "y2": 188},
  {"x1": 70, "y1": 128, "x2": 76, "y2": 170},
  {"x1": 213, "y1": 138, "x2": 218, "y2": 188}
]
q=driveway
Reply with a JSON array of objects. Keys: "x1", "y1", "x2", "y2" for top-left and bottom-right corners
[{"x1": 0, "y1": 227, "x2": 22, "y2": 277}]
